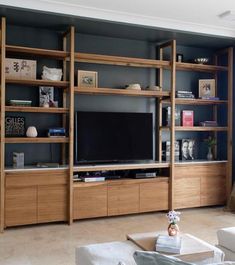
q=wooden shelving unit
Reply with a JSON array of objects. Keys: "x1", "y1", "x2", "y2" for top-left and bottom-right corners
[
  {"x1": 5, "y1": 106, "x2": 69, "y2": 113},
  {"x1": 162, "y1": 98, "x2": 228, "y2": 105},
  {"x1": 75, "y1": 87, "x2": 170, "y2": 98},
  {"x1": 74, "y1": 161, "x2": 170, "y2": 173},
  {"x1": 6, "y1": 45, "x2": 69, "y2": 59},
  {"x1": 5, "y1": 137, "x2": 69, "y2": 144},
  {"x1": 160, "y1": 126, "x2": 228, "y2": 132},
  {"x1": 6, "y1": 78, "x2": 69, "y2": 87},
  {"x1": 0, "y1": 17, "x2": 232, "y2": 231},
  {"x1": 175, "y1": 62, "x2": 228, "y2": 72}
]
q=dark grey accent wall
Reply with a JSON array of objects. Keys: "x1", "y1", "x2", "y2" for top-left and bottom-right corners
[{"x1": 4, "y1": 24, "x2": 230, "y2": 167}]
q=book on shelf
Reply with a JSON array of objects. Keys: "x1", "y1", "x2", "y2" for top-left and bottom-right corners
[
  {"x1": 162, "y1": 107, "x2": 181, "y2": 126},
  {"x1": 176, "y1": 94, "x2": 195, "y2": 99},
  {"x1": 199, "y1": 121, "x2": 218, "y2": 127},
  {"x1": 155, "y1": 235, "x2": 182, "y2": 254},
  {"x1": 36, "y1": 162, "x2": 60, "y2": 168},
  {"x1": 162, "y1": 141, "x2": 180, "y2": 161},
  {"x1": 181, "y1": 110, "x2": 194, "y2": 126},
  {"x1": 176, "y1": 90, "x2": 193, "y2": 94},
  {"x1": 8, "y1": 99, "x2": 32, "y2": 106},
  {"x1": 200, "y1": 96, "x2": 220, "y2": 100}
]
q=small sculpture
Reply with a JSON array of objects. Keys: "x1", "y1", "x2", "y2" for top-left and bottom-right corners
[{"x1": 26, "y1": 126, "x2": 38, "y2": 137}]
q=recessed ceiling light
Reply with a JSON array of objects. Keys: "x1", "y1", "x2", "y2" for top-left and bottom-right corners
[{"x1": 219, "y1": 10, "x2": 235, "y2": 21}]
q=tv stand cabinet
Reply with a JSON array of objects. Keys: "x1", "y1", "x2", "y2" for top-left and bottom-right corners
[{"x1": 73, "y1": 177, "x2": 169, "y2": 220}]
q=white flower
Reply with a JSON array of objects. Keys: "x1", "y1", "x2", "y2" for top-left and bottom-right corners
[{"x1": 166, "y1": 210, "x2": 181, "y2": 224}]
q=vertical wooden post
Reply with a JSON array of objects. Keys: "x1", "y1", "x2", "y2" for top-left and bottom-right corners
[
  {"x1": 62, "y1": 36, "x2": 67, "y2": 165},
  {"x1": 169, "y1": 40, "x2": 176, "y2": 210},
  {"x1": 213, "y1": 55, "x2": 218, "y2": 159},
  {"x1": 227, "y1": 47, "x2": 233, "y2": 200},
  {"x1": 158, "y1": 48, "x2": 163, "y2": 162},
  {"x1": 69, "y1": 26, "x2": 75, "y2": 224},
  {"x1": 0, "y1": 17, "x2": 6, "y2": 232}
]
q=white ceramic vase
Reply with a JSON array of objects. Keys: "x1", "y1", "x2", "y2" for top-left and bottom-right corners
[{"x1": 26, "y1": 126, "x2": 38, "y2": 137}]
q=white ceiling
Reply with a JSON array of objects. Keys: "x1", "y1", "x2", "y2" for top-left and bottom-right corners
[{"x1": 1, "y1": 0, "x2": 235, "y2": 37}]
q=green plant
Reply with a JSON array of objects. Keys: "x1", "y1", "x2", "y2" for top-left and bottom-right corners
[{"x1": 204, "y1": 136, "x2": 216, "y2": 147}]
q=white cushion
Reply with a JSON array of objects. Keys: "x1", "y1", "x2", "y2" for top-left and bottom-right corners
[
  {"x1": 217, "y1": 228, "x2": 235, "y2": 252},
  {"x1": 76, "y1": 241, "x2": 140, "y2": 265}
]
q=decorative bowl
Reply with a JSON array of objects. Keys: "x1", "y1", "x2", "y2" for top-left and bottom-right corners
[{"x1": 194, "y1": 58, "x2": 209, "y2": 64}]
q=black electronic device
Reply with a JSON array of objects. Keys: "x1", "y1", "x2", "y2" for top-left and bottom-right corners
[{"x1": 75, "y1": 111, "x2": 153, "y2": 164}]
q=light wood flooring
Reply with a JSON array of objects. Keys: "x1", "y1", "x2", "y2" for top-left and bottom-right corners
[{"x1": 0, "y1": 207, "x2": 234, "y2": 265}]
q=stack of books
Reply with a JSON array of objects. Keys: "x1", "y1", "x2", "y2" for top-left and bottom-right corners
[
  {"x1": 176, "y1": 90, "x2": 195, "y2": 99},
  {"x1": 199, "y1": 121, "x2": 218, "y2": 127},
  {"x1": 48, "y1": 128, "x2": 66, "y2": 137},
  {"x1": 155, "y1": 235, "x2": 182, "y2": 254}
]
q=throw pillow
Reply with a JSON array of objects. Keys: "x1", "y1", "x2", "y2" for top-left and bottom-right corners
[{"x1": 133, "y1": 250, "x2": 194, "y2": 265}]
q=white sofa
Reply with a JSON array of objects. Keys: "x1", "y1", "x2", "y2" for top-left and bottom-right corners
[
  {"x1": 76, "y1": 238, "x2": 225, "y2": 265},
  {"x1": 217, "y1": 227, "x2": 235, "y2": 261}
]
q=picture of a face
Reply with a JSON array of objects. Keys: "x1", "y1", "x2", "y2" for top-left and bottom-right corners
[
  {"x1": 188, "y1": 140, "x2": 195, "y2": 160},
  {"x1": 182, "y1": 140, "x2": 189, "y2": 160},
  {"x1": 202, "y1": 83, "x2": 211, "y2": 96}
]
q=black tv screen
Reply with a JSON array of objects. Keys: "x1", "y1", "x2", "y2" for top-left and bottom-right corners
[{"x1": 75, "y1": 111, "x2": 153, "y2": 164}]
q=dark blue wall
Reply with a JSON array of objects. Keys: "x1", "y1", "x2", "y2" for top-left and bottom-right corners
[{"x1": 4, "y1": 24, "x2": 231, "y2": 167}]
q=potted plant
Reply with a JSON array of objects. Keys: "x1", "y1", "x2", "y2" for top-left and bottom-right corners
[
  {"x1": 204, "y1": 136, "x2": 216, "y2": 160},
  {"x1": 166, "y1": 210, "x2": 181, "y2": 236}
]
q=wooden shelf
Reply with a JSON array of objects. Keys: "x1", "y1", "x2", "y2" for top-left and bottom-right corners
[
  {"x1": 162, "y1": 98, "x2": 228, "y2": 105},
  {"x1": 6, "y1": 78, "x2": 69, "y2": 88},
  {"x1": 5, "y1": 137, "x2": 69, "y2": 143},
  {"x1": 176, "y1": 62, "x2": 228, "y2": 72},
  {"x1": 73, "y1": 161, "x2": 170, "y2": 172},
  {"x1": 5, "y1": 106, "x2": 69, "y2": 113},
  {"x1": 6, "y1": 45, "x2": 69, "y2": 59},
  {"x1": 161, "y1": 126, "x2": 228, "y2": 131},
  {"x1": 75, "y1": 87, "x2": 170, "y2": 98},
  {"x1": 75, "y1": 52, "x2": 170, "y2": 68}
]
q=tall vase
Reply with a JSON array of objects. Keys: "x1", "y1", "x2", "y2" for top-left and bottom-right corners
[
  {"x1": 168, "y1": 223, "x2": 179, "y2": 236},
  {"x1": 207, "y1": 147, "x2": 213, "y2": 161}
]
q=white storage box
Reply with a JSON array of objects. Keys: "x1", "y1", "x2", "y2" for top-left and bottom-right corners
[{"x1": 5, "y1": 58, "x2": 37, "y2": 79}]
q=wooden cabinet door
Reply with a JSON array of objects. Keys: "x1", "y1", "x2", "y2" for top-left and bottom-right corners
[
  {"x1": 201, "y1": 175, "x2": 226, "y2": 206},
  {"x1": 5, "y1": 187, "x2": 37, "y2": 227},
  {"x1": 175, "y1": 177, "x2": 201, "y2": 209},
  {"x1": 139, "y1": 180, "x2": 168, "y2": 212},
  {"x1": 108, "y1": 184, "x2": 139, "y2": 216},
  {"x1": 73, "y1": 183, "x2": 107, "y2": 219},
  {"x1": 38, "y1": 185, "x2": 67, "y2": 223}
]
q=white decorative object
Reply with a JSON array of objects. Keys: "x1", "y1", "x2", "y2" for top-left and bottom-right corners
[
  {"x1": 41, "y1": 66, "x2": 62, "y2": 81},
  {"x1": 43, "y1": 102, "x2": 50, "y2": 108},
  {"x1": 125, "y1": 84, "x2": 141, "y2": 90},
  {"x1": 26, "y1": 126, "x2": 37, "y2": 137}
]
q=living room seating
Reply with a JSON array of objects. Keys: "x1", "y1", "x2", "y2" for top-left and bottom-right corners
[
  {"x1": 217, "y1": 227, "x2": 235, "y2": 261},
  {"x1": 75, "y1": 233, "x2": 225, "y2": 265}
]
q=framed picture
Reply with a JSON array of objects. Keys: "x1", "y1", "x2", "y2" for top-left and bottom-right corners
[
  {"x1": 39, "y1": 86, "x2": 54, "y2": 107},
  {"x1": 77, "y1": 70, "x2": 98, "y2": 88},
  {"x1": 5, "y1": 116, "x2": 25, "y2": 137},
  {"x1": 198, "y1": 79, "x2": 215, "y2": 98},
  {"x1": 180, "y1": 139, "x2": 196, "y2": 160}
]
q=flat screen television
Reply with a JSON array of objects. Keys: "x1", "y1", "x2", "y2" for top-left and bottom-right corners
[{"x1": 75, "y1": 111, "x2": 153, "y2": 164}]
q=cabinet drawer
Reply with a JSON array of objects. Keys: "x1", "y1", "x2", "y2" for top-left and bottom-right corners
[
  {"x1": 38, "y1": 185, "x2": 67, "y2": 223},
  {"x1": 108, "y1": 184, "x2": 139, "y2": 216},
  {"x1": 140, "y1": 181, "x2": 168, "y2": 212},
  {"x1": 5, "y1": 187, "x2": 37, "y2": 226},
  {"x1": 201, "y1": 175, "x2": 226, "y2": 206},
  {"x1": 175, "y1": 177, "x2": 201, "y2": 209},
  {"x1": 73, "y1": 183, "x2": 107, "y2": 219},
  {"x1": 6, "y1": 170, "x2": 68, "y2": 188}
]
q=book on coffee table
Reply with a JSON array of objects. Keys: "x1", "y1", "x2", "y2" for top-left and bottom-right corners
[{"x1": 155, "y1": 235, "x2": 182, "y2": 254}]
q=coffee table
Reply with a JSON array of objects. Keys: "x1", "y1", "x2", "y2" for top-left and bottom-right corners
[{"x1": 127, "y1": 231, "x2": 215, "y2": 263}]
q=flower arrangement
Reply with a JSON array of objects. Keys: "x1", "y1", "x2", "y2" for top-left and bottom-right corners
[
  {"x1": 204, "y1": 136, "x2": 216, "y2": 147},
  {"x1": 166, "y1": 211, "x2": 181, "y2": 236},
  {"x1": 166, "y1": 210, "x2": 181, "y2": 224}
]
